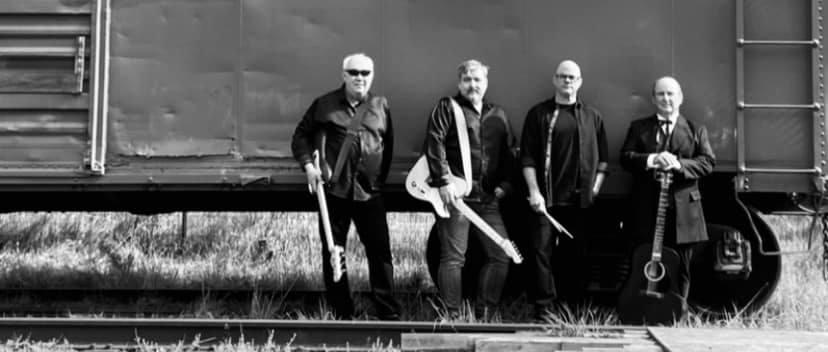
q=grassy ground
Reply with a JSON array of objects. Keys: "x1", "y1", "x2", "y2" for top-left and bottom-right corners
[{"x1": 0, "y1": 211, "x2": 824, "y2": 329}]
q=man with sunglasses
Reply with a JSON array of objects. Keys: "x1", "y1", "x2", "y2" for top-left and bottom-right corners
[
  {"x1": 423, "y1": 59, "x2": 517, "y2": 319},
  {"x1": 520, "y1": 60, "x2": 608, "y2": 320},
  {"x1": 291, "y1": 53, "x2": 400, "y2": 320}
]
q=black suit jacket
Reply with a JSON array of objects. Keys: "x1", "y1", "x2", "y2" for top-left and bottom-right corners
[{"x1": 620, "y1": 114, "x2": 715, "y2": 244}]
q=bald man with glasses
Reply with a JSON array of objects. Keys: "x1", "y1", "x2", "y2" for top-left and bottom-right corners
[
  {"x1": 291, "y1": 53, "x2": 400, "y2": 320},
  {"x1": 520, "y1": 60, "x2": 608, "y2": 320}
]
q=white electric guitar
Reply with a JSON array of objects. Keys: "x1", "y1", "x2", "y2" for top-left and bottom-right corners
[
  {"x1": 406, "y1": 156, "x2": 523, "y2": 264},
  {"x1": 313, "y1": 151, "x2": 345, "y2": 282}
]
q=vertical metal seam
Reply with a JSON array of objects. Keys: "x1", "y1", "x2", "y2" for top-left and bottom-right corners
[
  {"x1": 736, "y1": 0, "x2": 746, "y2": 177},
  {"x1": 235, "y1": 0, "x2": 244, "y2": 158},
  {"x1": 99, "y1": 0, "x2": 110, "y2": 174},
  {"x1": 88, "y1": 0, "x2": 102, "y2": 174},
  {"x1": 814, "y1": 0, "x2": 826, "y2": 191}
]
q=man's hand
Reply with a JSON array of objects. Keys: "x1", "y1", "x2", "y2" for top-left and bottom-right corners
[
  {"x1": 592, "y1": 172, "x2": 605, "y2": 196},
  {"x1": 494, "y1": 186, "x2": 506, "y2": 199},
  {"x1": 654, "y1": 151, "x2": 681, "y2": 171},
  {"x1": 527, "y1": 190, "x2": 545, "y2": 213},
  {"x1": 304, "y1": 163, "x2": 323, "y2": 194},
  {"x1": 438, "y1": 184, "x2": 458, "y2": 212}
]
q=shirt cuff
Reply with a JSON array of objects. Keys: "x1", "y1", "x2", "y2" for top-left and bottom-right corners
[{"x1": 646, "y1": 154, "x2": 658, "y2": 169}]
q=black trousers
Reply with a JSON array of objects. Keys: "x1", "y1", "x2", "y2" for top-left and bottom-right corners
[
  {"x1": 319, "y1": 194, "x2": 400, "y2": 319},
  {"x1": 661, "y1": 207, "x2": 696, "y2": 301},
  {"x1": 530, "y1": 205, "x2": 588, "y2": 309}
]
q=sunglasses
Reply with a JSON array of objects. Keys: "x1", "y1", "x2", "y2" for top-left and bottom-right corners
[{"x1": 345, "y1": 69, "x2": 372, "y2": 77}]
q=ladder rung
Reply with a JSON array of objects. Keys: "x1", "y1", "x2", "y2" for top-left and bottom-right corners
[
  {"x1": 737, "y1": 39, "x2": 819, "y2": 47},
  {"x1": 737, "y1": 102, "x2": 821, "y2": 110},
  {"x1": 741, "y1": 167, "x2": 821, "y2": 175}
]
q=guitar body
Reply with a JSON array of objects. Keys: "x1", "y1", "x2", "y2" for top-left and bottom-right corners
[
  {"x1": 617, "y1": 171, "x2": 685, "y2": 325},
  {"x1": 617, "y1": 243, "x2": 685, "y2": 325}
]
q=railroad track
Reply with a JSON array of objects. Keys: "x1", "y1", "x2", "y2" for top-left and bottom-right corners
[{"x1": 0, "y1": 318, "x2": 548, "y2": 348}]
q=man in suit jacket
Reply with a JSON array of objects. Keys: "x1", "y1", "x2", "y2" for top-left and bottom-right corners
[{"x1": 620, "y1": 76, "x2": 715, "y2": 303}]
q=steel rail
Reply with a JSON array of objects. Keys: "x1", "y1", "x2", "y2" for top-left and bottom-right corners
[{"x1": 0, "y1": 318, "x2": 552, "y2": 348}]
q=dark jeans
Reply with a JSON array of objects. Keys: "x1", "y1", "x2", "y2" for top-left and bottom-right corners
[
  {"x1": 319, "y1": 194, "x2": 400, "y2": 319},
  {"x1": 530, "y1": 206, "x2": 587, "y2": 309},
  {"x1": 436, "y1": 198, "x2": 510, "y2": 313}
]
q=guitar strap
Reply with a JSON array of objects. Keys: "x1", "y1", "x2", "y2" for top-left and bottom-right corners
[
  {"x1": 543, "y1": 108, "x2": 560, "y2": 207},
  {"x1": 330, "y1": 100, "x2": 370, "y2": 183},
  {"x1": 450, "y1": 98, "x2": 472, "y2": 196}
]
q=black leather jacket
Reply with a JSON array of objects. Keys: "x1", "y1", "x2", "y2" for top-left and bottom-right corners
[
  {"x1": 423, "y1": 94, "x2": 516, "y2": 198},
  {"x1": 291, "y1": 86, "x2": 393, "y2": 201}
]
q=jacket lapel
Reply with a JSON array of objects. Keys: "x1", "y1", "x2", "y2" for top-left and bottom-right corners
[
  {"x1": 668, "y1": 115, "x2": 692, "y2": 155},
  {"x1": 644, "y1": 115, "x2": 660, "y2": 152}
]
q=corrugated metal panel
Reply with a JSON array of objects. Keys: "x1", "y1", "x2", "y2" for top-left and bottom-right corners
[
  {"x1": 0, "y1": 5, "x2": 91, "y2": 170},
  {"x1": 0, "y1": 0, "x2": 91, "y2": 14}
]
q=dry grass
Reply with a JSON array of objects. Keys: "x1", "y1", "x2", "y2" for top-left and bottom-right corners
[
  {"x1": 0, "y1": 212, "x2": 434, "y2": 292},
  {"x1": 680, "y1": 214, "x2": 828, "y2": 331},
  {"x1": 0, "y1": 211, "x2": 824, "y2": 330}
]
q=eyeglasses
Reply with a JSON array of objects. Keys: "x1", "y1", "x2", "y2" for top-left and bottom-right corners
[
  {"x1": 345, "y1": 69, "x2": 372, "y2": 77},
  {"x1": 555, "y1": 74, "x2": 579, "y2": 81}
]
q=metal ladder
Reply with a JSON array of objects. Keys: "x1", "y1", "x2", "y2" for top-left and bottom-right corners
[{"x1": 735, "y1": 0, "x2": 826, "y2": 192}]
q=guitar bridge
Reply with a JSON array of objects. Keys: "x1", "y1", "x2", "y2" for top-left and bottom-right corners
[{"x1": 642, "y1": 290, "x2": 664, "y2": 299}]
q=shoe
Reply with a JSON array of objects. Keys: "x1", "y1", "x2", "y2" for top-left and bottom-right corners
[{"x1": 533, "y1": 304, "x2": 554, "y2": 323}]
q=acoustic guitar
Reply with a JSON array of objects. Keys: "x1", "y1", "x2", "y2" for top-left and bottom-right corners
[
  {"x1": 617, "y1": 171, "x2": 685, "y2": 325},
  {"x1": 313, "y1": 151, "x2": 346, "y2": 282},
  {"x1": 406, "y1": 156, "x2": 523, "y2": 264}
]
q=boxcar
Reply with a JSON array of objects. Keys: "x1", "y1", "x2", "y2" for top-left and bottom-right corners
[{"x1": 0, "y1": 0, "x2": 825, "y2": 313}]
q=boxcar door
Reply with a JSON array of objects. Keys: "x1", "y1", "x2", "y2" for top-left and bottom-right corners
[{"x1": 0, "y1": 0, "x2": 108, "y2": 176}]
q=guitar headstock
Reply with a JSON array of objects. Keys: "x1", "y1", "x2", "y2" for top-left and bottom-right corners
[
  {"x1": 505, "y1": 240, "x2": 523, "y2": 264},
  {"x1": 655, "y1": 170, "x2": 673, "y2": 187},
  {"x1": 330, "y1": 245, "x2": 346, "y2": 282}
]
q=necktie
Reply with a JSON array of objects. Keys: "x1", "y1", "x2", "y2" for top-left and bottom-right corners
[{"x1": 657, "y1": 119, "x2": 671, "y2": 151}]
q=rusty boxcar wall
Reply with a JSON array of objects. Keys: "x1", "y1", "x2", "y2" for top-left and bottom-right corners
[
  {"x1": 105, "y1": 0, "x2": 826, "y2": 195},
  {"x1": 0, "y1": 0, "x2": 824, "y2": 199}
]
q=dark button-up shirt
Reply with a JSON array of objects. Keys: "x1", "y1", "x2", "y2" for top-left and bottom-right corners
[
  {"x1": 424, "y1": 94, "x2": 516, "y2": 198},
  {"x1": 520, "y1": 97, "x2": 608, "y2": 208},
  {"x1": 291, "y1": 86, "x2": 394, "y2": 201}
]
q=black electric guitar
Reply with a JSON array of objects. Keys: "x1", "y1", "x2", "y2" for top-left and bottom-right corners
[{"x1": 617, "y1": 171, "x2": 685, "y2": 325}]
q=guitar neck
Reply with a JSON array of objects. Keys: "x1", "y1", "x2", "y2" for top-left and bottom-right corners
[
  {"x1": 452, "y1": 200, "x2": 506, "y2": 247},
  {"x1": 652, "y1": 173, "x2": 672, "y2": 258}
]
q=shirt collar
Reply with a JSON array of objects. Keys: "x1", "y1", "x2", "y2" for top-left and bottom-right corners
[
  {"x1": 453, "y1": 93, "x2": 489, "y2": 114},
  {"x1": 656, "y1": 112, "x2": 678, "y2": 125},
  {"x1": 337, "y1": 84, "x2": 371, "y2": 107},
  {"x1": 550, "y1": 95, "x2": 583, "y2": 109}
]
